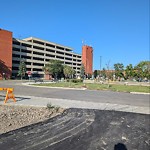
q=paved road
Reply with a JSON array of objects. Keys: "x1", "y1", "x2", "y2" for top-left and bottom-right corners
[
  {"x1": 0, "y1": 80, "x2": 149, "y2": 107},
  {"x1": 0, "y1": 81, "x2": 149, "y2": 150},
  {"x1": 0, "y1": 109, "x2": 149, "y2": 150}
]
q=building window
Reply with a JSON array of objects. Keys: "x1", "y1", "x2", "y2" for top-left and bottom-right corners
[
  {"x1": 21, "y1": 49, "x2": 31, "y2": 53},
  {"x1": 33, "y1": 45, "x2": 44, "y2": 50},
  {"x1": 13, "y1": 40, "x2": 20, "y2": 45},
  {"x1": 33, "y1": 40, "x2": 44, "y2": 45},
  {"x1": 33, "y1": 51, "x2": 44, "y2": 56},
  {"x1": 65, "y1": 57, "x2": 72, "y2": 61},
  {"x1": 22, "y1": 43, "x2": 32, "y2": 48},
  {"x1": 33, "y1": 57, "x2": 44, "y2": 61},
  {"x1": 12, "y1": 60, "x2": 20, "y2": 64},
  {"x1": 56, "y1": 51, "x2": 64, "y2": 55},
  {"x1": 25, "y1": 62, "x2": 31, "y2": 65},
  {"x1": 46, "y1": 54, "x2": 55, "y2": 58},
  {"x1": 46, "y1": 49, "x2": 55, "y2": 53},
  {"x1": 33, "y1": 63, "x2": 44, "y2": 66},
  {"x1": 46, "y1": 43, "x2": 55, "y2": 48},
  {"x1": 56, "y1": 56, "x2": 64, "y2": 60},
  {"x1": 12, "y1": 54, "x2": 20, "y2": 58},
  {"x1": 21, "y1": 55, "x2": 31, "y2": 59},
  {"x1": 56, "y1": 46, "x2": 64, "y2": 50},
  {"x1": 65, "y1": 53, "x2": 72, "y2": 57},
  {"x1": 13, "y1": 47, "x2": 20, "y2": 52}
]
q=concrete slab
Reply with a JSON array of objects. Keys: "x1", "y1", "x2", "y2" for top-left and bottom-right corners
[{"x1": 0, "y1": 94, "x2": 149, "y2": 114}]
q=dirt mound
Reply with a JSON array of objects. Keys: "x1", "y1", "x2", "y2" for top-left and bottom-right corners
[{"x1": 0, "y1": 105, "x2": 64, "y2": 134}]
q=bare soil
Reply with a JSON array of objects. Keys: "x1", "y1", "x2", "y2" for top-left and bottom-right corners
[
  {"x1": 0, "y1": 105, "x2": 64, "y2": 134},
  {"x1": 0, "y1": 108, "x2": 149, "y2": 150}
]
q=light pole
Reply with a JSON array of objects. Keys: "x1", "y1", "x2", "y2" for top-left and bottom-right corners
[{"x1": 100, "y1": 56, "x2": 102, "y2": 77}]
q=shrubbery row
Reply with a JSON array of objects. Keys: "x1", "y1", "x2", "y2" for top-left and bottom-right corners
[{"x1": 66, "y1": 79, "x2": 83, "y2": 83}]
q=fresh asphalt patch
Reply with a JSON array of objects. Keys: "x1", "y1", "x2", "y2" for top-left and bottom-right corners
[{"x1": 0, "y1": 108, "x2": 149, "y2": 150}]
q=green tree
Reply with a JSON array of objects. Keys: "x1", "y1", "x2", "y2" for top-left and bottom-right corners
[
  {"x1": 43, "y1": 60, "x2": 63, "y2": 79},
  {"x1": 93, "y1": 70, "x2": 98, "y2": 78},
  {"x1": 18, "y1": 60, "x2": 26, "y2": 80},
  {"x1": 125, "y1": 64, "x2": 134, "y2": 79},
  {"x1": 80, "y1": 63, "x2": 85, "y2": 79},
  {"x1": 114, "y1": 63, "x2": 124, "y2": 80},
  {"x1": 63, "y1": 65, "x2": 75, "y2": 79},
  {"x1": 134, "y1": 61, "x2": 150, "y2": 80}
]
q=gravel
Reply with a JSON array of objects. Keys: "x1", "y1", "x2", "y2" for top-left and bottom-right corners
[{"x1": 0, "y1": 105, "x2": 64, "y2": 134}]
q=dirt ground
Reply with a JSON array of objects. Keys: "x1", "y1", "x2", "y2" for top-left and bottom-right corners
[
  {"x1": 0, "y1": 105, "x2": 64, "y2": 134},
  {"x1": 0, "y1": 108, "x2": 149, "y2": 150}
]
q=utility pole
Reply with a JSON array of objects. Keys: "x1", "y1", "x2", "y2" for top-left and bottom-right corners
[
  {"x1": 100, "y1": 56, "x2": 102, "y2": 70},
  {"x1": 100, "y1": 56, "x2": 102, "y2": 76}
]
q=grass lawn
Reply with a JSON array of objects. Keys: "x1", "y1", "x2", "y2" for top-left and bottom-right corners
[{"x1": 35, "y1": 82, "x2": 150, "y2": 93}]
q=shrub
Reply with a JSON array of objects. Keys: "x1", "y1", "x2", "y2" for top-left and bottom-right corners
[
  {"x1": 47, "y1": 103, "x2": 55, "y2": 110},
  {"x1": 47, "y1": 103, "x2": 60, "y2": 112},
  {"x1": 66, "y1": 79, "x2": 83, "y2": 83}
]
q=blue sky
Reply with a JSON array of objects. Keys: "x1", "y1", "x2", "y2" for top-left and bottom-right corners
[{"x1": 0, "y1": 0, "x2": 149, "y2": 70}]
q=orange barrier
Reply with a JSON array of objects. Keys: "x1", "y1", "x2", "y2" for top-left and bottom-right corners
[{"x1": 0, "y1": 88, "x2": 16, "y2": 103}]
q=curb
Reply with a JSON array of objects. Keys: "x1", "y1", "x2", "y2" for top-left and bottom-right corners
[
  {"x1": 130, "y1": 92, "x2": 150, "y2": 95},
  {"x1": 22, "y1": 82, "x2": 87, "y2": 90}
]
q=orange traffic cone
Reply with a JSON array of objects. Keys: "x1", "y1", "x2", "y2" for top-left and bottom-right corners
[{"x1": 4, "y1": 88, "x2": 16, "y2": 103}]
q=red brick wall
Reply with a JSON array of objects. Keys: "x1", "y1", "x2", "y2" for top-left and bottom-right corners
[
  {"x1": 0, "y1": 29, "x2": 12, "y2": 79},
  {"x1": 82, "y1": 45, "x2": 93, "y2": 75}
]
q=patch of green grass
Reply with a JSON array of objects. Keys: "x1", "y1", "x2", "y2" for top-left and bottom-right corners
[
  {"x1": 35, "y1": 82, "x2": 150, "y2": 93},
  {"x1": 36, "y1": 82, "x2": 85, "y2": 88},
  {"x1": 110, "y1": 84, "x2": 150, "y2": 93},
  {"x1": 86, "y1": 83, "x2": 149, "y2": 93},
  {"x1": 85, "y1": 83, "x2": 109, "y2": 90},
  {"x1": 47, "y1": 102, "x2": 60, "y2": 112}
]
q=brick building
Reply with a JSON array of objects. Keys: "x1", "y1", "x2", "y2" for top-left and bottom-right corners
[
  {"x1": 82, "y1": 45, "x2": 93, "y2": 75},
  {"x1": 0, "y1": 29, "x2": 93, "y2": 80},
  {"x1": 0, "y1": 29, "x2": 12, "y2": 79}
]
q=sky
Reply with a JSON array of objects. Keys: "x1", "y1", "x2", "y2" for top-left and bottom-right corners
[{"x1": 0, "y1": 0, "x2": 149, "y2": 70}]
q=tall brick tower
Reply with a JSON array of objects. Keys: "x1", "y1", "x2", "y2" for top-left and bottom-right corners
[
  {"x1": 0, "y1": 29, "x2": 12, "y2": 79},
  {"x1": 82, "y1": 45, "x2": 93, "y2": 75}
]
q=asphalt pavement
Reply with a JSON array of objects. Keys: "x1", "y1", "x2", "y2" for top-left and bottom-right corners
[
  {"x1": 0, "y1": 109, "x2": 149, "y2": 150},
  {"x1": 0, "y1": 80, "x2": 150, "y2": 150},
  {"x1": 0, "y1": 80, "x2": 149, "y2": 114},
  {"x1": 1, "y1": 80, "x2": 150, "y2": 105}
]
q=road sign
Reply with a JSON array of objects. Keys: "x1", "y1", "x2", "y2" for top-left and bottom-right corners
[{"x1": 27, "y1": 71, "x2": 32, "y2": 75}]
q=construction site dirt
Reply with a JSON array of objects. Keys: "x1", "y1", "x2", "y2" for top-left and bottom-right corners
[{"x1": 0, "y1": 107, "x2": 149, "y2": 150}]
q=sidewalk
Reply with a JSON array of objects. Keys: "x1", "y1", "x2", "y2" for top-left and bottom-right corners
[{"x1": 0, "y1": 94, "x2": 149, "y2": 114}]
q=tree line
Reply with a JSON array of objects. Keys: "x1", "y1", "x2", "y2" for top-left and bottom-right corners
[
  {"x1": 94, "y1": 61, "x2": 150, "y2": 81},
  {"x1": 17, "y1": 59, "x2": 150, "y2": 81},
  {"x1": 17, "y1": 59, "x2": 76, "y2": 80}
]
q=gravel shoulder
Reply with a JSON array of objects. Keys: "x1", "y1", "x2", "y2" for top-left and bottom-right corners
[{"x1": 0, "y1": 105, "x2": 64, "y2": 134}]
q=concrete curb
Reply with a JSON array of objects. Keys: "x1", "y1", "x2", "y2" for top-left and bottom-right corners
[
  {"x1": 130, "y1": 92, "x2": 150, "y2": 95},
  {"x1": 22, "y1": 82, "x2": 87, "y2": 90}
]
